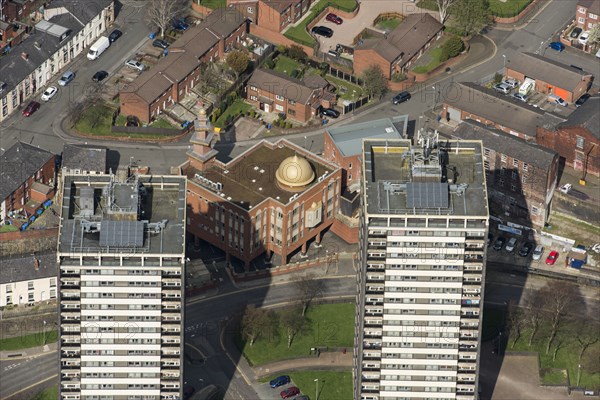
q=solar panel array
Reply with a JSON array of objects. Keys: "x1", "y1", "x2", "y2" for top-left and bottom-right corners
[
  {"x1": 406, "y1": 182, "x2": 449, "y2": 209},
  {"x1": 99, "y1": 220, "x2": 145, "y2": 247}
]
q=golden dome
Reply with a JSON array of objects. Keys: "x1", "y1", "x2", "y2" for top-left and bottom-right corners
[{"x1": 275, "y1": 155, "x2": 315, "y2": 191}]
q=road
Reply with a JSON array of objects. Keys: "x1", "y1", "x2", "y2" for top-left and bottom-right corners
[{"x1": 0, "y1": 352, "x2": 57, "y2": 399}]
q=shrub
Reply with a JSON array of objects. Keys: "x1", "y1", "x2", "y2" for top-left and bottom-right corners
[
  {"x1": 287, "y1": 44, "x2": 308, "y2": 63},
  {"x1": 263, "y1": 58, "x2": 275, "y2": 69},
  {"x1": 291, "y1": 69, "x2": 301, "y2": 79},
  {"x1": 493, "y1": 73, "x2": 503, "y2": 84},
  {"x1": 277, "y1": 44, "x2": 287, "y2": 55},
  {"x1": 249, "y1": 109, "x2": 256, "y2": 118},
  {"x1": 285, "y1": 122, "x2": 292, "y2": 129},
  {"x1": 441, "y1": 36, "x2": 465, "y2": 62},
  {"x1": 391, "y1": 72, "x2": 406, "y2": 82}
]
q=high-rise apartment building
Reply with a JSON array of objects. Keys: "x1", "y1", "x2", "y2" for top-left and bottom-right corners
[
  {"x1": 355, "y1": 133, "x2": 489, "y2": 400},
  {"x1": 57, "y1": 173, "x2": 187, "y2": 400}
]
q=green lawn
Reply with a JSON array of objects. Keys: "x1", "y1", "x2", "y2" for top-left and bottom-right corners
[
  {"x1": 489, "y1": 0, "x2": 532, "y2": 17},
  {"x1": 283, "y1": 371, "x2": 353, "y2": 400},
  {"x1": 214, "y1": 99, "x2": 252, "y2": 128},
  {"x1": 541, "y1": 369, "x2": 568, "y2": 385},
  {"x1": 412, "y1": 47, "x2": 445, "y2": 74},
  {"x1": 416, "y1": 0, "x2": 437, "y2": 11},
  {"x1": 32, "y1": 385, "x2": 58, "y2": 400},
  {"x1": 149, "y1": 118, "x2": 178, "y2": 129},
  {"x1": 0, "y1": 224, "x2": 18, "y2": 232},
  {"x1": 274, "y1": 55, "x2": 303, "y2": 77},
  {"x1": 238, "y1": 303, "x2": 355, "y2": 366},
  {"x1": 200, "y1": 0, "x2": 226, "y2": 9},
  {"x1": 0, "y1": 330, "x2": 58, "y2": 351},
  {"x1": 324, "y1": 74, "x2": 363, "y2": 100},
  {"x1": 376, "y1": 17, "x2": 402, "y2": 31},
  {"x1": 75, "y1": 104, "x2": 114, "y2": 135},
  {"x1": 544, "y1": 213, "x2": 600, "y2": 249}
]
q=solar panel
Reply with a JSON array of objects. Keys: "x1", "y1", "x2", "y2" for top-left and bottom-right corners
[
  {"x1": 406, "y1": 182, "x2": 449, "y2": 209},
  {"x1": 99, "y1": 220, "x2": 145, "y2": 247}
]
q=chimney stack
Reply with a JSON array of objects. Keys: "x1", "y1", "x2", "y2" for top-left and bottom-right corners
[{"x1": 21, "y1": 52, "x2": 28, "y2": 60}]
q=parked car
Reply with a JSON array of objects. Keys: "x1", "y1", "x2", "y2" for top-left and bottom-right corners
[
  {"x1": 545, "y1": 250, "x2": 559, "y2": 265},
  {"x1": 519, "y1": 78, "x2": 535, "y2": 95},
  {"x1": 532, "y1": 245, "x2": 544, "y2": 261},
  {"x1": 487, "y1": 233, "x2": 494, "y2": 246},
  {"x1": 493, "y1": 237, "x2": 506, "y2": 251},
  {"x1": 570, "y1": 27, "x2": 582, "y2": 38},
  {"x1": 578, "y1": 31, "x2": 590, "y2": 45},
  {"x1": 22, "y1": 101, "x2": 40, "y2": 117},
  {"x1": 126, "y1": 115, "x2": 140, "y2": 127},
  {"x1": 108, "y1": 29, "x2": 122, "y2": 42},
  {"x1": 172, "y1": 18, "x2": 189, "y2": 31},
  {"x1": 519, "y1": 242, "x2": 533, "y2": 257},
  {"x1": 512, "y1": 92, "x2": 529, "y2": 102},
  {"x1": 41, "y1": 86, "x2": 58, "y2": 101},
  {"x1": 503, "y1": 79, "x2": 519, "y2": 89},
  {"x1": 493, "y1": 83, "x2": 511, "y2": 94},
  {"x1": 125, "y1": 60, "x2": 145, "y2": 71},
  {"x1": 311, "y1": 26, "x2": 333, "y2": 38},
  {"x1": 153, "y1": 39, "x2": 169, "y2": 49},
  {"x1": 505, "y1": 237, "x2": 517, "y2": 253},
  {"x1": 549, "y1": 94, "x2": 568, "y2": 107},
  {"x1": 548, "y1": 42, "x2": 565, "y2": 52},
  {"x1": 92, "y1": 70, "x2": 108, "y2": 82},
  {"x1": 575, "y1": 93, "x2": 591, "y2": 107},
  {"x1": 392, "y1": 91, "x2": 411, "y2": 104},
  {"x1": 559, "y1": 183, "x2": 572, "y2": 194},
  {"x1": 58, "y1": 71, "x2": 75, "y2": 86},
  {"x1": 326, "y1": 13, "x2": 343, "y2": 24},
  {"x1": 320, "y1": 108, "x2": 340, "y2": 118},
  {"x1": 269, "y1": 375, "x2": 290, "y2": 388},
  {"x1": 280, "y1": 387, "x2": 300, "y2": 399}
]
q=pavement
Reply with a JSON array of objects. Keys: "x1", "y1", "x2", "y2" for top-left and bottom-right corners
[{"x1": 0, "y1": 342, "x2": 57, "y2": 361}]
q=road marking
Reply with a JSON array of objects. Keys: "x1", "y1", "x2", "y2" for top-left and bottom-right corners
[
  {"x1": 0, "y1": 349, "x2": 57, "y2": 362},
  {"x1": 3, "y1": 373, "x2": 57, "y2": 399},
  {"x1": 184, "y1": 342, "x2": 207, "y2": 359},
  {"x1": 219, "y1": 320, "x2": 253, "y2": 387}
]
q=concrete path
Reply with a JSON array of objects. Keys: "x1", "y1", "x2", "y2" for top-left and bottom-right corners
[
  {"x1": 253, "y1": 352, "x2": 353, "y2": 378},
  {"x1": 0, "y1": 342, "x2": 57, "y2": 361}
]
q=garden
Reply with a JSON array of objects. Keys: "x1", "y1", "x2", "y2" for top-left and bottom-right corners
[
  {"x1": 412, "y1": 35, "x2": 465, "y2": 74},
  {"x1": 32, "y1": 386, "x2": 58, "y2": 400},
  {"x1": 0, "y1": 329, "x2": 58, "y2": 351}
]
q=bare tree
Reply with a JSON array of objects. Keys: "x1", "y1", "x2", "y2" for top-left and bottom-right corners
[
  {"x1": 294, "y1": 274, "x2": 325, "y2": 316},
  {"x1": 280, "y1": 308, "x2": 304, "y2": 348},
  {"x1": 582, "y1": 346, "x2": 600, "y2": 374},
  {"x1": 435, "y1": 0, "x2": 457, "y2": 24},
  {"x1": 523, "y1": 289, "x2": 545, "y2": 346},
  {"x1": 540, "y1": 281, "x2": 580, "y2": 354},
  {"x1": 574, "y1": 317, "x2": 600, "y2": 364},
  {"x1": 506, "y1": 301, "x2": 526, "y2": 349},
  {"x1": 146, "y1": 0, "x2": 188, "y2": 38},
  {"x1": 240, "y1": 304, "x2": 273, "y2": 346}
]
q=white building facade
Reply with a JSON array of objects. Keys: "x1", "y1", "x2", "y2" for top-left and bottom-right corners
[{"x1": 0, "y1": 252, "x2": 57, "y2": 307}]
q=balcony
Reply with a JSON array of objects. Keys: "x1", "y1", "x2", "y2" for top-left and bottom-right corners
[
  {"x1": 364, "y1": 317, "x2": 383, "y2": 327},
  {"x1": 458, "y1": 362, "x2": 477, "y2": 372},
  {"x1": 366, "y1": 274, "x2": 385, "y2": 283},
  {"x1": 363, "y1": 339, "x2": 382, "y2": 349},
  {"x1": 362, "y1": 349, "x2": 381, "y2": 360},
  {"x1": 362, "y1": 371, "x2": 380, "y2": 381},
  {"x1": 457, "y1": 372, "x2": 477, "y2": 383},
  {"x1": 366, "y1": 263, "x2": 385, "y2": 272}
]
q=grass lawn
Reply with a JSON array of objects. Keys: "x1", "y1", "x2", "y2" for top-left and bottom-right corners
[
  {"x1": 0, "y1": 224, "x2": 18, "y2": 232},
  {"x1": 75, "y1": 104, "x2": 114, "y2": 135},
  {"x1": 541, "y1": 369, "x2": 568, "y2": 385},
  {"x1": 149, "y1": 118, "x2": 178, "y2": 129},
  {"x1": 0, "y1": 330, "x2": 58, "y2": 351},
  {"x1": 489, "y1": 0, "x2": 532, "y2": 17},
  {"x1": 376, "y1": 17, "x2": 402, "y2": 31},
  {"x1": 274, "y1": 55, "x2": 303, "y2": 77},
  {"x1": 32, "y1": 385, "x2": 58, "y2": 400},
  {"x1": 214, "y1": 99, "x2": 252, "y2": 128},
  {"x1": 264, "y1": 371, "x2": 353, "y2": 399},
  {"x1": 200, "y1": 0, "x2": 226, "y2": 9},
  {"x1": 416, "y1": 0, "x2": 437, "y2": 11},
  {"x1": 324, "y1": 74, "x2": 363, "y2": 100},
  {"x1": 238, "y1": 303, "x2": 355, "y2": 366}
]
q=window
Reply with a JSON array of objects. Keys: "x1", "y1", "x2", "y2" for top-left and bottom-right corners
[
  {"x1": 576, "y1": 136, "x2": 585, "y2": 149},
  {"x1": 349, "y1": 163, "x2": 352, "y2": 169},
  {"x1": 12, "y1": 90, "x2": 17, "y2": 108},
  {"x1": 275, "y1": 94, "x2": 284, "y2": 101},
  {"x1": 511, "y1": 171, "x2": 517, "y2": 180},
  {"x1": 511, "y1": 184, "x2": 517, "y2": 192},
  {"x1": 247, "y1": 6, "x2": 253, "y2": 13},
  {"x1": 483, "y1": 148, "x2": 490, "y2": 158},
  {"x1": 50, "y1": 289, "x2": 56, "y2": 299},
  {"x1": 523, "y1": 163, "x2": 529, "y2": 172},
  {"x1": 275, "y1": 104, "x2": 284, "y2": 112},
  {"x1": 500, "y1": 154, "x2": 507, "y2": 163},
  {"x1": 531, "y1": 206, "x2": 539, "y2": 215},
  {"x1": 349, "y1": 174, "x2": 352, "y2": 180},
  {"x1": 50, "y1": 278, "x2": 56, "y2": 287},
  {"x1": 578, "y1": 7, "x2": 586, "y2": 13},
  {"x1": 289, "y1": 99, "x2": 296, "y2": 105},
  {"x1": 249, "y1": 95, "x2": 258, "y2": 101},
  {"x1": 287, "y1": 109, "x2": 295, "y2": 116},
  {"x1": 28, "y1": 293, "x2": 34, "y2": 302},
  {"x1": 579, "y1": 17, "x2": 585, "y2": 24},
  {"x1": 249, "y1": 85, "x2": 257, "y2": 91},
  {"x1": 590, "y1": 13, "x2": 598, "y2": 20},
  {"x1": 522, "y1": 175, "x2": 528, "y2": 184},
  {"x1": 6, "y1": 295, "x2": 12, "y2": 304},
  {"x1": 28, "y1": 281, "x2": 34, "y2": 290},
  {"x1": 512, "y1": 159, "x2": 519, "y2": 168}
]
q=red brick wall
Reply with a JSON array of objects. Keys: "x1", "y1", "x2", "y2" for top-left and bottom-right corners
[
  {"x1": 257, "y1": 1, "x2": 283, "y2": 32},
  {"x1": 3, "y1": 156, "x2": 55, "y2": 214},
  {"x1": 323, "y1": 132, "x2": 361, "y2": 190},
  {"x1": 246, "y1": 85, "x2": 315, "y2": 122},
  {"x1": 442, "y1": 104, "x2": 533, "y2": 140},
  {"x1": 576, "y1": 2, "x2": 600, "y2": 30},
  {"x1": 228, "y1": 0, "x2": 258, "y2": 24},
  {"x1": 249, "y1": 24, "x2": 314, "y2": 56},
  {"x1": 330, "y1": 218, "x2": 358, "y2": 244},
  {"x1": 354, "y1": 49, "x2": 391, "y2": 79},
  {"x1": 505, "y1": 67, "x2": 592, "y2": 103},
  {"x1": 537, "y1": 126, "x2": 600, "y2": 177}
]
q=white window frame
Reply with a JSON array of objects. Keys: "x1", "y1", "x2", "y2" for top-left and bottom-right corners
[{"x1": 275, "y1": 94, "x2": 284, "y2": 101}]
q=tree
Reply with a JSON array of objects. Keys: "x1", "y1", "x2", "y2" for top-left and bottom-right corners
[
  {"x1": 523, "y1": 289, "x2": 545, "y2": 346},
  {"x1": 294, "y1": 274, "x2": 326, "y2": 316},
  {"x1": 587, "y1": 24, "x2": 600, "y2": 47},
  {"x1": 450, "y1": 0, "x2": 490, "y2": 37},
  {"x1": 287, "y1": 44, "x2": 308, "y2": 63},
  {"x1": 582, "y1": 346, "x2": 600, "y2": 375},
  {"x1": 440, "y1": 35, "x2": 465, "y2": 61},
  {"x1": 361, "y1": 65, "x2": 388, "y2": 99},
  {"x1": 539, "y1": 281, "x2": 580, "y2": 354},
  {"x1": 226, "y1": 50, "x2": 250, "y2": 78},
  {"x1": 574, "y1": 317, "x2": 600, "y2": 364},
  {"x1": 435, "y1": 0, "x2": 457, "y2": 24},
  {"x1": 146, "y1": 0, "x2": 188, "y2": 39},
  {"x1": 506, "y1": 302, "x2": 526, "y2": 349},
  {"x1": 240, "y1": 304, "x2": 274, "y2": 346},
  {"x1": 280, "y1": 308, "x2": 304, "y2": 348}
]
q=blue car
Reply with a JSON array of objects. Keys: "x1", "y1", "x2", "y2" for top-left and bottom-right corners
[
  {"x1": 172, "y1": 19, "x2": 189, "y2": 31},
  {"x1": 270, "y1": 375, "x2": 290, "y2": 388},
  {"x1": 548, "y1": 42, "x2": 565, "y2": 52}
]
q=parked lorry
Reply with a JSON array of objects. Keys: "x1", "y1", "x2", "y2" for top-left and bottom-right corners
[{"x1": 87, "y1": 36, "x2": 110, "y2": 60}]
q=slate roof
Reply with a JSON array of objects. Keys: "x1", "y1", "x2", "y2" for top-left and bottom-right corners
[
  {"x1": 248, "y1": 68, "x2": 318, "y2": 105},
  {"x1": 62, "y1": 144, "x2": 107, "y2": 173},
  {"x1": 578, "y1": 0, "x2": 600, "y2": 15},
  {"x1": 452, "y1": 120, "x2": 558, "y2": 170},
  {"x1": 0, "y1": 251, "x2": 57, "y2": 284},
  {"x1": 507, "y1": 52, "x2": 593, "y2": 91},
  {"x1": 0, "y1": 142, "x2": 55, "y2": 202},
  {"x1": 558, "y1": 95, "x2": 600, "y2": 139},
  {"x1": 356, "y1": 13, "x2": 443, "y2": 65},
  {"x1": 303, "y1": 74, "x2": 328, "y2": 89},
  {"x1": 259, "y1": 0, "x2": 298, "y2": 13}
]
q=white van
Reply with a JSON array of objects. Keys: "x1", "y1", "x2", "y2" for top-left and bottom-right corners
[
  {"x1": 596, "y1": 48, "x2": 600, "y2": 58},
  {"x1": 519, "y1": 78, "x2": 535, "y2": 95},
  {"x1": 87, "y1": 36, "x2": 110, "y2": 60}
]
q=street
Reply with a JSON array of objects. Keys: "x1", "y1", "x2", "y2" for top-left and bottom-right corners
[{"x1": 0, "y1": 352, "x2": 57, "y2": 399}]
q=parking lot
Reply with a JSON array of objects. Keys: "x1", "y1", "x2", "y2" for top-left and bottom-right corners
[
  {"x1": 255, "y1": 378, "x2": 308, "y2": 400},
  {"x1": 494, "y1": 78, "x2": 578, "y2": 116}
]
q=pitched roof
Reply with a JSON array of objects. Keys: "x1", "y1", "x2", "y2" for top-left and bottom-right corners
[
  {"x1": 248, "y1": 68, "x2": 318, "y2": 104},
  {"x1": 444, "y1": 82, "x2": 565, "y2": 138},
  {"x1": 259, "y1": 0, "x2": 297, "y2": 13},
  {"x1": 508, "y1": 52, "x2": 593, "y2": 91},
  {"x1": 0, "y1": 142, "x2": 54, "y2": 201},
  {"x1": 578, "y1": 0, "x2": 600, "y2": 15},
  {"x1": 356, "y1": 13, "x2": 443, "y2": 65},
  {"x1": 558, "y1": 95, "x2": 600, "y2": 139},
  {"x1": 0, "y1": 251, "x2": 57, "y2": 284},
  {"x1": 303, "y1": 74, "x2": 328, "y2": 89},
  {"x1": 62, "y1": 144, "x2": 107, "y2": 173},
  {"x1": 452, "y1": 120, "x2": 558, "y2": 170}
]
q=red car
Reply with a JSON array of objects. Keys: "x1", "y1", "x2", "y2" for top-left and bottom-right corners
[
  {"x1": 280, "y1": 386, "x2": 300, "y2": 399},
  {"x1": 22, "y1": 101, "x2": 40, "y2": 117},
  {"x1": 545, "y1": 250, "x2": 559, "y2": 265},
  {"x1": 326, "y1": 13, "x2": 343, "y2": 24}
]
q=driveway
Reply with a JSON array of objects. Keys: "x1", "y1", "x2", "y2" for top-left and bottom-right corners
[{"x1": 312, "y1": 0, "x2": 439, "y2": 52}]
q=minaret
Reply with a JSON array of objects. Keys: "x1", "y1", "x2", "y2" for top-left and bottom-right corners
[{"x1": 187, "y1": 106, "x2": 218, "y2": 171}]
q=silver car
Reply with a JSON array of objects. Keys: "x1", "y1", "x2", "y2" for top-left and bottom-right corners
[
  {"x1": 125, "y1": 60, "x2": 145, "y2": 71},
  {"x1": 503, "y1": 79, "x2": 519, "y2": 89},
  {"x1": 493, "y1": 83, "x2": 511, "y2": 94},
  {"x1": 58, "y1": 71, "x2": 75, "y2": 86},
  {"x1": 532, "y1": 245, "x2": 544, "y2": 261},
  {"x1": 512, "y1": 92, "x2": 528, "y2": 102}
]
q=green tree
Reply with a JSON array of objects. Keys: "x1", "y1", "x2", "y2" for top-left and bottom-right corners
[
  {"x1": 226, "y1": 50, "x2": 250, "y2": 78},
  {"x1": 241, "y1": 305, "x2": 275, "y2": 346},
  {"x1": 587, "y1": 24, "x2": 600, "y2": 47},
  {"x1": 440, "y1": 35, "x2": 465, "y2": 61},
  {"x1": 451, "y1": 0, "x2": 490, "y2": 37},
  {"x1": 361, "y1": 65, "x2": 388, "y2": 99},
  {"x1": 287, "y1": 44, "x2": 308, "y2": 63},
  {"x1": 539, "y1": 281, "x2": 580, "y2": 355}
]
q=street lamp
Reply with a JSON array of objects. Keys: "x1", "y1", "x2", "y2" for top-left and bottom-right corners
[
  {"x1": 42, "y1": 320, "x2": 47, "y2": 345},
  {"x1": 314, "y1": 378, "x2": 319, "y2": 400},
  {"x1": 502, "y1": 54, "x2": 506, "y2": 70},
  {"x1": 577, "y1": 364, "x2": 582, "y2": 386},
  {"x1": 304, "y1": 136, "x2": 307, "y2": 149},
  {"x1": 431, "y1": 85, "x2": 437, "y2": 109},
  {"x1": 352, "y1": 90, "x2": 357, "y2": 114}
]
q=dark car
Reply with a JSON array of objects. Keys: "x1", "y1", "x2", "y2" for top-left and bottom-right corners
[
  {"x1": 311, "y1": 26, "x2": 333, "y2": 38},
  {"x1": 493, "y1": 237, "x2": 506, "y2": 251},
  {"x1": 320, "y1": 108, "x2": 340, "y2": 118},
  {"x1": 548, "y1": 42, "x2": 565, "y2": 52},
  {"x1": 392, "y1": 91, "x2": 411, "y2": 104},
  {"x1": 172, "y1": 18, "x2": 189, "y2": 31},
  {"x1": 575, "y1": 93, "x2": 591, "y2": 107},
  {"x1": 269, "y1": 375, "x2": 290, "y2": 388},
  {"x1": 280, "y1": 386, "x2": 300, "y2": 399},
  {"x1": 152, "y1": 39, "x2": 169, "y2": 49},
  {"x1": 92, "y1": 70, "x2": 108, "y2": 82},
  {"x1": 126, "y1": 115, "x2": 140, "y2": 127},
  {"x1": 519, "y1": 242, "x2": 533, "y2": 257},
  {"x1": 570, "y1": 27, "x2": 582, "y2": 38},
  {"x1": 487, "y1": 233, "x2": 494, "y2": 246},
  {"x1": 326, "y1": 13, "x2": 343, "y2": 24},
  {"x1": 108, "y1": 29, "x2": 122, "y2": 42},
  {"x1": 22, "y1": 101, "x2": 40, "y2": 117}
]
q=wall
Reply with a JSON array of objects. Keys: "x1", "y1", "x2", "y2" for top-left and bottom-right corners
[
  {"x1": 249, "y1": 24, "x2": 314, "y2": 56},
  {"x1": 442, "y1": 104, "x2": 533, "y2": 140},
  {"x1": 537, "y1": 125, "x2": 600, "y2": 177},
  {"x1": 191, "y1": 2, "x2": 213, "y2": 17},
  {"x1": 492, "y1": 0, "x2": 541, "y2": 24},
  {"x1": 322, "y1": 132, "x2": 361, "y2": 189},
  {"x1": 0, "y1": 277, "x2": 56, "y2": 307},
  {"x1": 353, "y1": 48, "x2": 391, "y2": 79},
  {"x1": 0, "y1": 227, "x2": 58, "y2": 242},
  {"x1": 505, "y1": 67, "x2": 592, "y2": 103}
]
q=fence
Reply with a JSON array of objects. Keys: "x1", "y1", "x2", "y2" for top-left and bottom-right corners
[
  {"x1": 110, "y1": 125, "x2": 186, "y2": 136},
  {"x1": 342, "y1": 96, "x2": 370, "y2": 114}
]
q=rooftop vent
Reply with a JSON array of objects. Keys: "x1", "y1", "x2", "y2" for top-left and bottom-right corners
[{"x1": 21, "y1": 52, "x2": 28, "y2": 60}]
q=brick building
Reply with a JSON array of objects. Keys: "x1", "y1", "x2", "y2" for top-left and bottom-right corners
[
  {"x1": 0, "y1": 142, "x2": 56, "y2": 224},
  {"x1": 184, "y1": 108, "x2": 341, "y2": 269},
  {"x1": 246, "y1": 68, "x2": 334, "y2": 122},
  {"x1": 1, "y1": 0, "x2": 39, "y2": 22},
  {"x1": 354, "y1": 13, "x2": 442, "y2": 79},
  {"x1": 505, "y1": 52, "x2": 593, "y2": 103},
  {"x1": 120, "y1": 9, "x2": 247, "y2": 123},
  {"x1": 228, "y1": 0, "x2": 313, "y2": 33},
  {"x1": 536, "y1": 96, "x2": 600, "y2": 178},
  {"x1": 450, "y1": 121, "x2": 559, "y2": 228},
  {"x1": 576, "y1": 0, "x2": 600, "y2": 31}
]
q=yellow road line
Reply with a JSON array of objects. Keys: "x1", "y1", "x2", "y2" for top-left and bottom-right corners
[{"x1": 2, "y1": 373, "x2": 57, "y2": 399}]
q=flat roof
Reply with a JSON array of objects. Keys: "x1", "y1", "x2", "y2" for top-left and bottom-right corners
[
  {"x1": 327, "y1": 116, "x2": 408, "y2": 157},
  {"x1": 362, "y1": 138, "x2": 488, "y2": 217}
]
